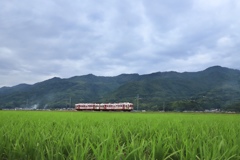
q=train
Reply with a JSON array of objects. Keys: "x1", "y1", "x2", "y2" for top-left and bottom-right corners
[{"x1": 75, "y1": 102, "x2": 134, "y2": 111}]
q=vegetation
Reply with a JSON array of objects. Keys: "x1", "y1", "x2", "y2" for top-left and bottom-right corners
[
  {"x1": 1, "y1": 66, "x2": 240, "y2": 111},
  {"x1": 0, "y1": 111, "x2": 239, "y2": 160}
]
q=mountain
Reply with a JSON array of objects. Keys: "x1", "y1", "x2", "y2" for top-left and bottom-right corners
[{"x1": 1, "y1": 66, "x2": 240, "y2": 111}]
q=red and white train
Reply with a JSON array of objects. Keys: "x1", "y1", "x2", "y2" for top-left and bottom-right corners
[{"x1": 75, "y1": 102, "x2": 134, "y2": 111}]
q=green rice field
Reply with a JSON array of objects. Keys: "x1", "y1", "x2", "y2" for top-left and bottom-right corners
[{"x1": 0, "y1": 111, "x2": 239, "y2": 160}]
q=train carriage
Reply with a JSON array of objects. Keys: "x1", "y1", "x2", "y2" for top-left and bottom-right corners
[{"x1": 75, "y1": 102, "x2": 133, "y2": 111}]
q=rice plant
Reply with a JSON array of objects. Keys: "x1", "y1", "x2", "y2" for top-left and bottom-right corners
[{"x1": 0, "y1": 111, "x2": 239, "y2": 160}]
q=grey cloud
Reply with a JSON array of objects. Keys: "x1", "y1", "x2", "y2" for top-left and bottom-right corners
[{"x1": 0, "y1": 0, "x2": 240, "y2": 87}]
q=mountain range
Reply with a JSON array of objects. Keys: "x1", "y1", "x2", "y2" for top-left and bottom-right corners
[{"x1": 1, "y1": 66, "x2": 240, "y2": 111}]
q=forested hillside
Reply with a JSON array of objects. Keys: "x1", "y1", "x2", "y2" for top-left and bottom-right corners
[{"x1": 1, "y1": 66, "x2": 240, "y2": 111}]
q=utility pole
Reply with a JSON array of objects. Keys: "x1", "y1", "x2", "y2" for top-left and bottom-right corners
[
  {"x1": 162, "y1": 101, "x2": 165, "y2": 112},
  {"x1": 26, "y1": 99, "x2": 29, "y2": 108},
  {"x1": 136, "y1": 94, "x2": 141, "y2": 111}
]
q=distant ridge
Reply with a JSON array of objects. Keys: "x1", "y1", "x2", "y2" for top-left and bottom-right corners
[{"x1": 1, "y1": 66, "x2": 240, "y2": 111}]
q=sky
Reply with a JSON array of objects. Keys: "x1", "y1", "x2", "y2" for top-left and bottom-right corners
[{"x1": 0, "y1": 0, "x2": 240, "y2": 87}]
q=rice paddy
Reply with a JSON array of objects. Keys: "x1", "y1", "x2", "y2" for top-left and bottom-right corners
[{"x1": 0, "y1": 111, "x2": 239, "y2": 160}]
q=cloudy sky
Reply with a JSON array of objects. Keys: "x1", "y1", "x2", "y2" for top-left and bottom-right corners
[{"x1": 0, "y1": 0, "x2": 240, "y2": 87}]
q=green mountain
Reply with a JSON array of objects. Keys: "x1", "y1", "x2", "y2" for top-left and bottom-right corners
[{"x1": 1, "y1": 66, "x2": 240, "y2": 111}]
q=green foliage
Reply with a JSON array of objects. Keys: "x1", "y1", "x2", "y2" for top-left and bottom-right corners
[
  {"x1": 0, "y1": 111, "x2": 239, "y2": 159},
  {"x1": 225, "y1": 102, "x2": 240, "y2": 112}
]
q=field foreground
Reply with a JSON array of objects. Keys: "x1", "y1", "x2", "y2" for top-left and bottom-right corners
[{"x1": 0, "y1": 111, "x2": 239, "y2": 160}]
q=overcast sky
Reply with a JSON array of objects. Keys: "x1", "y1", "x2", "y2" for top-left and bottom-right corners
[{"x1": 0, "y1": 0, "x2": 240, "y2": 87}]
